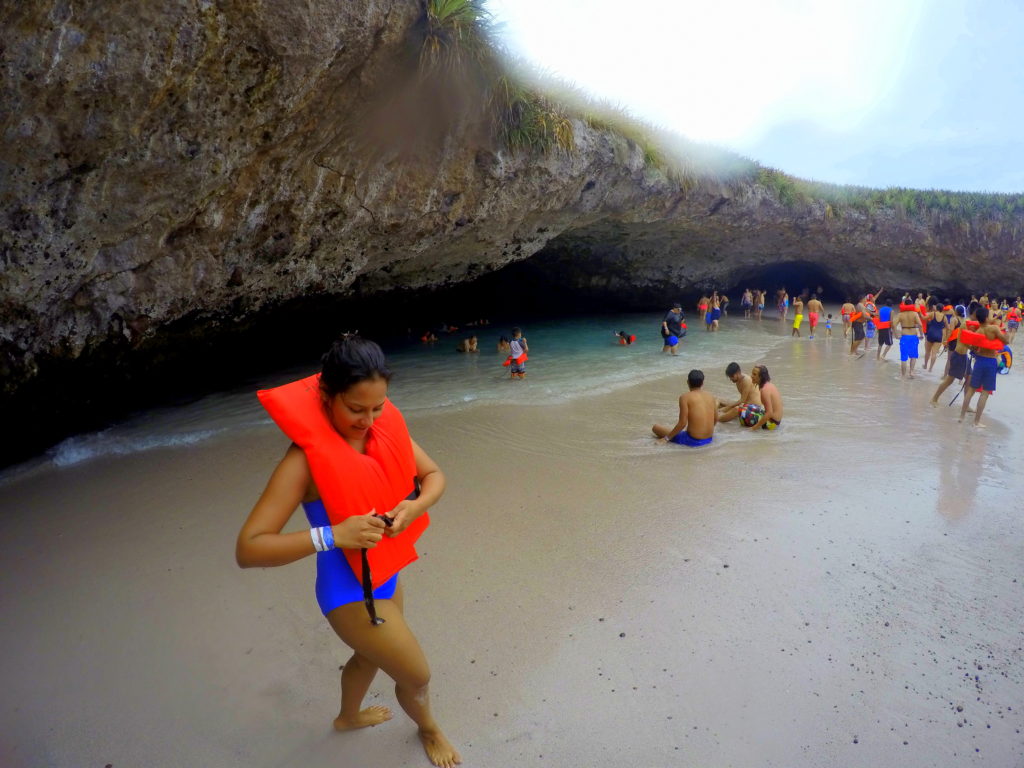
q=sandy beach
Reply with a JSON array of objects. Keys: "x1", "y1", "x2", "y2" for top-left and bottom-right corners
[{"x1": 2, "y1": 334, "x2": 1023, "y2": 768}]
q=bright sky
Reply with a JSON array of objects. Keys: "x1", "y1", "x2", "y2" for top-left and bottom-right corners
[{"x1": 486, "y1": 0, "x2": 1024, "y2": 193}]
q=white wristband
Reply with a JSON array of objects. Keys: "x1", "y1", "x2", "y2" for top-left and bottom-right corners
[{"x1": 310, "y1": 526, "x2": 327, "y2": 552}]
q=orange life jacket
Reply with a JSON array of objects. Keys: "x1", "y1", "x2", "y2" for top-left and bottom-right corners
[
  {"x1": 958, "y1": 329, "x2": 1004, "y2": 351},
  {"x1": 257, "y1": 374, "x2": 428, "y2": 589},
  {"x1": 503, "y1": 352, "x2": 528, "y2": 366}
]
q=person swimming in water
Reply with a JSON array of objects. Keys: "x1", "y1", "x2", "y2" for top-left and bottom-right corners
[{"x1": 236, "y1": 335, "x2": 461, "y2": 768}]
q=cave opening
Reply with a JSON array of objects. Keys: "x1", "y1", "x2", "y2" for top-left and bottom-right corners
[{"x1": 725, "y1": 260, "x2": 849, "y2": 302}]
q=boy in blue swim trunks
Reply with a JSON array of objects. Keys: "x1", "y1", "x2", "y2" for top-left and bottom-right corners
[
  {"x1": 959, "y1": 306, "x2": 1008, "y2": 427},
  {"x1": 652, "y1": 369, "x2": 717, "y2": 447},
  {"x1": 895, "y1": 302, "x2": 923, "y2": 378}
]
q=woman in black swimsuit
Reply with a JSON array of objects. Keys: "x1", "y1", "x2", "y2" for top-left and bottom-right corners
[{"x1": 923, "y1": 301, "x2": 946, "y2": 372}]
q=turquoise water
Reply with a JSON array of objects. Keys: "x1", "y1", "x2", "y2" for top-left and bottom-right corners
[{"x1": 5, "y1": 311, "x2": 793, "y2": 476}]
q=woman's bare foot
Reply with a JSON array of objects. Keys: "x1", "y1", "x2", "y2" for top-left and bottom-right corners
[
  {"x1": 418, "y1": 727, "x2": 462, "y2": 767},
  {"x1": 333, "y1": 705, "x2": 393, "y2": 731}
]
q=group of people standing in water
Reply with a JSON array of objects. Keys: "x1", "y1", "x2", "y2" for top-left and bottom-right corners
[{"x1": 840, "y1": 288, "x2": 1016, "y2": 427}]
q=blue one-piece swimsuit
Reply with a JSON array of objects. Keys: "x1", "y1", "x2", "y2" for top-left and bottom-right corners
[{"x1": 302, "y1": 499, "x2": 398, "y2": 615}]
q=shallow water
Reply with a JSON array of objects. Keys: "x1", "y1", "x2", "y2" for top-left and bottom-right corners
[{"x1": 4, "y1": 309, "x2": 795, "y2": 478}]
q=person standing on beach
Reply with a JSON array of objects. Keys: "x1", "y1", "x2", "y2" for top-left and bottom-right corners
[
  {"x1": 756, "y1": 290, "x2": 766, "y2": 320},
  {"x1": 752, "y1": 365, "x2": 783, "y2": 430},
  {"x1": 1006, "y1": 303, "x2": 1021, "y2": 344},
  {"x1": 958, "y1": 306, "x2": 1008, "y2": 427},
  {"x1": 895, "y1": 301, "x2": 923, "y2": 378},
  {"x1": 652, "y1": 369, "x2": 717, "y2": 446},
  {"x1": 662, "y1": 302, "x2": 685, "y2": 354},
  {"x1": 791, "y1": 296, "x2": 804, "y2": 337},
  {"x1": 923, "y1": 301, "x2": 947, "y2": 372},
  {"x1": 237, "y1": 335, "x2": 461, "y2": 768},
  {"x1": 931, "y1": 304, "x2": 971, "y2": 407},
  {"x1": 806, "y1": 294, "x2": 823, "y2": 338},
  {"x1": 874, "y1": 298, "x2": 894, "y2": 360},
  {"x1": 849, "y1": 298, "x2": 869, "y2": 357},
  {"x1": 841, "y1": 298, "x2": 855, "y2": 338}
]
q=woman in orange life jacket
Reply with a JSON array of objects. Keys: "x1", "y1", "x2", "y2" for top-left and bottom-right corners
[
  {"x1": 236, "y1": 335, "x2": 461, "y2": 768},
  {"x1": 923, "y1": 300, "x2": 947, "y2": 372}
]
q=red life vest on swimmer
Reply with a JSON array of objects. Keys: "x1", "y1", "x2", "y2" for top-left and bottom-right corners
[
  {"x1": 874, "y1": 306, "x2": 892, "y2": 329},
  {"x1": 850, "y1": 311, "x2": 863, "y2": 322},
  {"x1": 257, "y1": 374, "x2": 429, "y2": 589},
  {"x1": 958, "y1": 328, "x2": 1005, "y2": 351}
]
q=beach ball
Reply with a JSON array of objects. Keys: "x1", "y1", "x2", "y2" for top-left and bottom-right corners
[{"x1": 997, "y1": 346, "x2": 1012, "y2": 374}]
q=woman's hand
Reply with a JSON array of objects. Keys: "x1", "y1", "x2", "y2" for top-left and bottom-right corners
[
  {"x1": 333, "y1": 511, "x2": 389, "y2": 549},
  {"x1": 382, "y1": 500, "x2": 423, "y2": 536}
]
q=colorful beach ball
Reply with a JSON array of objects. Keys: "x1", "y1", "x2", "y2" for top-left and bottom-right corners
[{"x1": 997, "y1": 346, "x2": 1012, "y2": 374}]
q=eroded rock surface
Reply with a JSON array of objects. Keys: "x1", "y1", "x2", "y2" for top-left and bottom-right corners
[{"x1": 1, "y1": 0, "x2": 1023, "y2": 462}]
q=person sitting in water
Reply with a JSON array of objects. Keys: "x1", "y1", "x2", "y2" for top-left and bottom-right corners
[
  {"x1": 497, "y1": 336, "x2": 511, "y2": 353},
  {"x1": 717, "y1": 362, "x2": 765, "y2": 428},
  {"x1": 456, "y1": 335, "x2": 478, "y2": 353},
  {"x1": 753, "y1": 364, "x2": 783, "y2": 430},
  {"x1": 614, "y1": 330, "x2": 636, "y2": 345},
  {"x1": 652, "y1": 369, "x2": 717, "y2": 447}
]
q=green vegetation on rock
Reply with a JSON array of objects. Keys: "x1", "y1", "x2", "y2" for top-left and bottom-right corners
[{"x1": 415, "y1": 0, "x2": 1023, "y2": 222}]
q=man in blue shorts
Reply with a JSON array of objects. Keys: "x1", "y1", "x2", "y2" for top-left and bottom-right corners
[
  {"x1": 652, "y1": 369, "x2": 717, "y2": 447},
  {"x1": 959, "y1": 306, "x2": 1008, "y2": 427},
  {"x1": 895, "y1": 301, "x2": 923, "y2": 378},
  {"x1": 661, "y1": 302, "x2": 685, "y2": 355}
]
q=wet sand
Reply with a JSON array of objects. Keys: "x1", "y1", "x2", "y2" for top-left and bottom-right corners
[{"x1": 2, "y1": 331, "x2": 1023, "y2": 767}]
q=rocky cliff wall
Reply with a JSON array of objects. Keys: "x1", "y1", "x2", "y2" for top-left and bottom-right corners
[{"x1": 2, "y1": 0, "x2": 1023, "y2": 464}]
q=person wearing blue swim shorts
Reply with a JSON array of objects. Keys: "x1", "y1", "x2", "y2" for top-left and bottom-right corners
[
  {"x1": 895, "y1": 302, "x2": 923, "y2": 378},
  {"x1": 662, "y1": 301, "x2": 685, "y2": 355},
  {"x1": 959, "y1": 307, "x2": 1008, "y2": 428},
  {"x1": 237, "y1": 336, "x2": 461, "y2": 766},
  {"x1": 653, "y1": 369, "x2": 717, "y2": 447}
]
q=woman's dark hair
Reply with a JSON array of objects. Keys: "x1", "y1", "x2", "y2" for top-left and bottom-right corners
[
  {"x1": 755, "y1": 365, "x2": 771, "y2": 387},
  {"x1": 320, "y1": 335, "x2": 391, "y2": 398}
]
